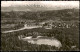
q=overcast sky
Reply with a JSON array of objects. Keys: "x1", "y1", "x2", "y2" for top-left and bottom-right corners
[{"x1": 1, "y1": 1, "x2": 79, "y2": 10}]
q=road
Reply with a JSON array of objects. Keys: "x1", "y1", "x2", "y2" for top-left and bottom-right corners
[{"x1": 2, "y1": 25, "x2": 41, "y2": 33}]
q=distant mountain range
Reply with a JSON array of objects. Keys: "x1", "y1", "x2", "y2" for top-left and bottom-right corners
[{"x1": 1, "y1": 4, "x2": 79, "y2": 12}]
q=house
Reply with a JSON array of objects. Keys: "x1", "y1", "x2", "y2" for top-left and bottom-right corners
[{"x1": 24, "y1": 22, "x2": 43, "y2": 29}]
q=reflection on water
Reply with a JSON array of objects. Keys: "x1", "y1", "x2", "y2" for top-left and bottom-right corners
[
  {"x1": 29, "y1": 39, "x2": 62, "y2": 48},
  {"x1": 18, "y1": 36, "x2": 62, "y2": 48}
]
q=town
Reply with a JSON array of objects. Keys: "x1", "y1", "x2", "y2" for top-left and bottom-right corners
[{"x1": 21, "y1": 19, "x2": 79, "y2": 30}]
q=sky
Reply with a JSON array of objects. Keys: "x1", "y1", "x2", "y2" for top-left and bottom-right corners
[{"x1": 1, "y1": 1, "x2": 79, "y2": 11}]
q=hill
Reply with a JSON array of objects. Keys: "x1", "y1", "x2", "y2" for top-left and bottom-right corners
[{"x1": 1, "y1": 9, "x2": 79, "y2": 22}]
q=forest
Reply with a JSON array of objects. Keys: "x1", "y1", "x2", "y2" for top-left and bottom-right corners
[{"x1": 1, "y1": 9, "x2": 79, "y2": 51}]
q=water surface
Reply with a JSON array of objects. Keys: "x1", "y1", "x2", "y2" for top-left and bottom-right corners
[{"x1": 20, "y1": 36, "x2": 62, "y2": 48}]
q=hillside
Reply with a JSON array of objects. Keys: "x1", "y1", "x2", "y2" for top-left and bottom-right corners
[{"x1": 1, "y1": 9, "x2": 79, "y2": 22}]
